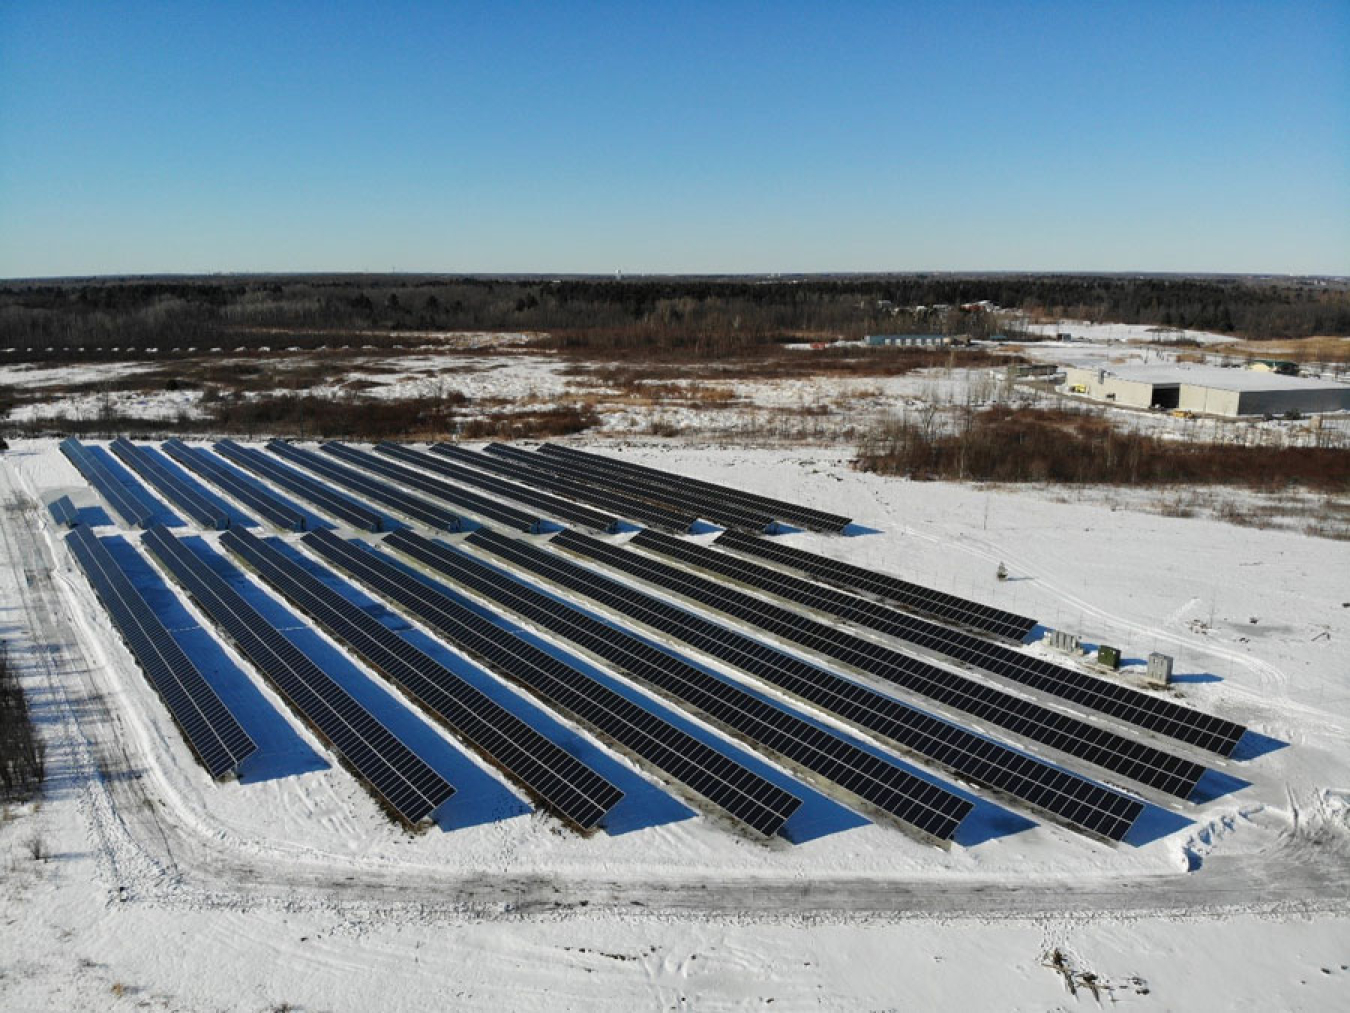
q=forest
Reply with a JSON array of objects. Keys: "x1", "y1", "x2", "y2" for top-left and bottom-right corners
[{"x1": 1, "y1": 273, "x2": 1346, "y2": 364}]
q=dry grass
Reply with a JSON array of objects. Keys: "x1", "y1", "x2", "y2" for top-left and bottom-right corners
[
  {"x1": 857, "y1": 405, "x2": 1350, "y2": 491},
  {"x1": 1228, "y1": 335, "x2": 1350, "y2": 365}
]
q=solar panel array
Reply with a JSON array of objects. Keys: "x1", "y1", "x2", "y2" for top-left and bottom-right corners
[
  {"x1": 110, "y1": 438, "x2": 231, "y2": 530},
  {"x1": 643, "y1": 530, "x2": 1247, "y2": 757},
  {"x1": 163, "y1": 439, "x2": 306, "y2": 532},
  {"x1": 59, "y1": 437, "x2": 153, "y2": 527},
  {"x1": 221, "y1": 528, "x2": 623, "y2": 829},
  {"x1": 266, "y1": 440, "x2": 462, "y2": 532},
  {"x1": 375, "y1": 442, "x2": 620, "y2": 533},
  {"x1": 501, "y1": 444, "x2": 778, "y2": 533},
  {"x1": 555, "y1": 529, "x2": 1206, "y2": 800},
  {"x1": 65, "y1": 525, "x2": 256, "y2": 778},
  {"x1": 466, "y1": 527, "x2": 1144, "y2": 840},
  {"x1": 384, "y1": 528, "x2": 974, "y2": 841},
  {"x1": 215, "y1": 439, "x2": 382, "y2": 531},
  {"x1": 319, "y1": 441, "x2": 541, "y2": 532},
  {"x1": 457, "y1": 444, "x2": 696, "y2": 531},
  {"x1": 142, "y1": 526, "x2": 455, "y2": 825},
  {"x1": 539, "y1": 443, "x2": 853, "y2": 532},
  {"x1": 302, "y1": 528, "x2": 802, "y2": 837},
  {"x1": 48, "y1": 495, "x2": 79, "y2": 528},
  {"x1": 715, "y1": 529, "x2": 1038, "y2": 642}
]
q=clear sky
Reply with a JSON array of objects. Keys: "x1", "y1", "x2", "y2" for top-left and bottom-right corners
[{"x1": 1, "y1": 1, "x2": 1347, "y2": 277}]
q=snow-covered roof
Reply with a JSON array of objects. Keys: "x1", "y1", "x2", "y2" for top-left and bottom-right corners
[{"x1": 1075, "y1": 363, "x2": 1348, "y2": 393}]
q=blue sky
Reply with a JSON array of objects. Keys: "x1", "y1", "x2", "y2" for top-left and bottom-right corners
[{"x1": 1, "y1": 2, "x2": 1346, "y2": 276}]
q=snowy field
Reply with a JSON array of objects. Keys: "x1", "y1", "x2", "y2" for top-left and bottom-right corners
[{"x1": 1, "y1": 436, "x2": 1348, "y2": 1011}]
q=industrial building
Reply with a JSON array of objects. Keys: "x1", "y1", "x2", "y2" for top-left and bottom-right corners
[
  {"x1": 1062, "y1": 364, "x2": 1350, "y2": 416},
  {"x1": 865, "y1": 333, "x2": 952, "y2": 348}
]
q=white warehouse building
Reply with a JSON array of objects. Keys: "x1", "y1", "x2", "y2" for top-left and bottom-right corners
[{"x1": 1062, "y1": 364, "x2": 1350, "y2": 416}]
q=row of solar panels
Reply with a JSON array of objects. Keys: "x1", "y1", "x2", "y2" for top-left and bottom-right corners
[
  {"x1": 59, "y1": 505, "x2": 1243, "y2": 844},
  {"x1": 58, "y1": 519, "x2": 817, "y2": 835},
  {"x1": 57, "y1": 439, "x2": 1251, "y2": 840},
  {"x1": 64, "y1": 438, "x2": 1246, "y2": 758},
  {"x1": 61, "y1": 439, "x2": 1243, "y2": 757},
  {"x1": 59, "y1": 519, "x2": 976, "y2": 840},
  {"x1": 63, "y1": 436, "x2": 1026, "y2": 643}
]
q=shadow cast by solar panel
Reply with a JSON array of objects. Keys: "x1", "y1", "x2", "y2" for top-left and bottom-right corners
[
  {"x1": 397, "y1": 539, "x2": 998, "y2": 844},
  {"x1": 1188, "y1": 767, "x2": 1251, "y2": 804},
  {"x1": 101, "y1": 534, "x2": 327, "y2": 783},
  {"x1": 176, "y1": 536, "x2": 528, "y2": 829},
  {"x1": 140, "y1": 445, "x2": 256, "y2": 528},
  {"x1": 611, "y1": 520, "x2": 644, "y2": 534},
  {"x1": 768, "y1": 522, "x2": 803, "y2": 536},
  {"x1": 1227, "y1": 729, "x2": 1286, "y2": 762},
  {"x1": 86, "y1": 446, "x2": 182, "y2": 526},
  {"x1": 503, "y1": 626, "x2": 855, "y2": 841},
  {"x1": 686, "y1": 520, "x2": 723, "y2": 536},
  {"x1": 1167, "y1": 670, "x2": 1223, "y2": 685},
  {"x1": 1024, "y1": 624, "x2": 1053, "y2": 645},
  {"x1": 75, "y1": 505, "x2": 113, "y2": 527},
  {"x1": 462, "y1": 542, "x2": 1043, "y2": 845},
  {"x1": 840, "y1": 523, "x2": 883, "y2": 537},
  {"x1": 1122, "y1": 802, "x2": 1193, "y2": 846},
  {"x1": 319, "y1": 538, "x2": 695, "y2": 835},
  {"x1": 192, "y1": 448, "x2": 336, "y2": 531}
]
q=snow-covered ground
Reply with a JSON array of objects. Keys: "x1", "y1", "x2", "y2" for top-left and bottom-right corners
[{"x1": 1, "y1": 437, "x2": 1347, "y2": 1011}]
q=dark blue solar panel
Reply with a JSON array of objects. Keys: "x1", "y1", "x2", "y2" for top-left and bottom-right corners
[
  {"x1": 110, "y1": 438, "x2": 231, "y2": 530},
  {"x1": 266, "y1": 441, "x2": 462, "y2": 532},
  {"x1": 383, "y1": 528, "x2": 974, "y2": 842},
  {"x1": 320, "y1": 441, "x2": 541, "y2": 532},
  {"x1": 214, "y1": 439, "x2": 382, "y2": 531},
  {"x1": 59, "y1": 438, "x2": 152, "y2": 527},
  {"x1": 555, "y1": 529, "x2": 1206, "y2": 801},
  {"x1": 302, "y1": 529, "x2": 802, "y2": 838},
  {"x1": 538, "y1": 443, "x2": 853, "y2": 532},
  {"x1": 467, "y1": 527, "x2": 1144, "y2": 841},
  {"x1": 221, "y1": 527, "x2": 623, "y2": 829},
  {"x1": 65, "y1": 526, "x2": 256, "y2": 777},
  {"x1": 163, "y1": 440, "x2": 305, "y2": 532},
  {"x1": 375, "y1": 442, "x2": 619, "y2": 532},
  {"x1": 142, "y1": 526, "x2": 455, "y2": 825},
  {"x1": 48, "y1": 495, "x2": 79, "y2": 528},
  {"x1": 668, "y1": 531, "x2": 1245, "y2": 757}
]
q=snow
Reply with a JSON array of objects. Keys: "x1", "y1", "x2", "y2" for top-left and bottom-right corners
[
  {"x1": 1, "y1": 437, "x2": 1347, "y2": 1010},
  {"x1": 1025, "y1": 319, "x2": 1240, "y2": 346}
]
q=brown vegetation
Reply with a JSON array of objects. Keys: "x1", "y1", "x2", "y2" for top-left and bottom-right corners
[
  {"x1": 856, "y1": 406, "x2": 1350, "y2": 491},
  {"x1": 1, "y1": 643, "x2": 44, "y2": 802}
]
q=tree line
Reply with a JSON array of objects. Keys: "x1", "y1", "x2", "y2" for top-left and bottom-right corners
[{"x1": 1, "y1": 273, "x2": 1345, "y2": 363}]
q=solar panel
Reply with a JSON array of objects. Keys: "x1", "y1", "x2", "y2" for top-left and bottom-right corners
[
  {"x1": 383, "y1": 528, "x2": 974, "y2": 842},
  {"x1": 141, "y1": 526, "x2": 455, "y2": 825},
  {"x1": 554, "y1": 529, "x2": 1207, "y2": 800},
  {"x1": 716, "y1": 530, "x2": 1038, "y2": 643},
  {"x1": 163, "y1": 440, "x2": 306, "y2": 532},
  {"x1": 302, "y1": 528, "x2": 802, "y2": 838},
  {"x1": 266, "y1": 440, "x2": 462, "y2": 532},
  {"x1": 110, "y1": 438, "x2": 232, "y2": 530},
  {"x1": 48, "y1": 495, "x2": 79, "y2": 528},
  {"x1": 319, "y1": 441, "x2": 541, "y2": 532},
  {"x1": 214, "y1": 439, "x2": 382, "y2": 531},
  {"x1": 466, "y1": 527, "x2": 1144, "y2": 841},
  {"x1": 498, "y1": 444, "x2": 779, "y2": 533},
  {"x1": 648, "y1": 531, "x2": 1247, "y2": 757},
  {"x1": 59, "y1": 438, "x2": 153, "y2": 527},
  {"x1": 539, "y1": 443, "x2": 853, "y2": 532},
  {"x1": 375, "y1": 442, "x2": 620, "y2": 533},
  {"x1": 455, "y1": 444, "x2": 696, "y2": 531},
  {"x1": 221, "y1": 528, "x2": 623, "y2": 830},
  {"x1": 65, "y1": 526, "x2": 256, "y2": 778}
]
